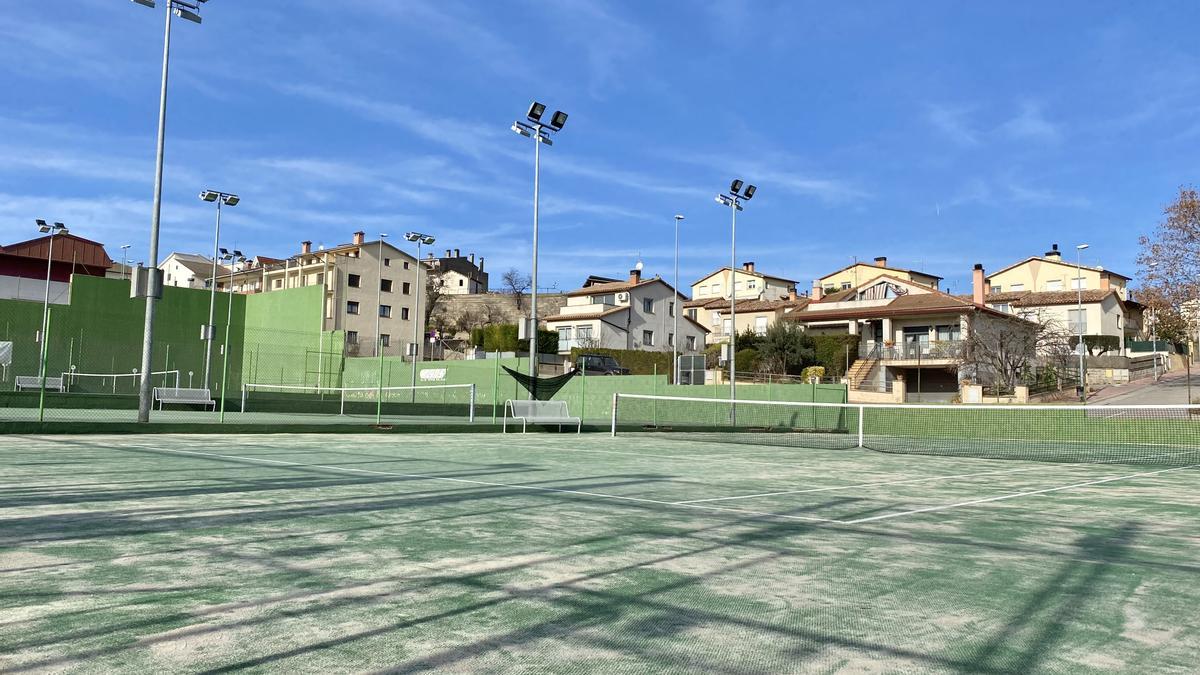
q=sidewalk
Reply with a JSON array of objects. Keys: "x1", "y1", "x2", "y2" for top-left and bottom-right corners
[{"x1": 1088, "y1": 363, "x2": 1197, "y2": 405}]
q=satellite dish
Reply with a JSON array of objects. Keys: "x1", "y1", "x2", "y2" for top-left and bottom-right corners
[{"x1": 635, "y1": 260, "x2": 644, "y2": 271}]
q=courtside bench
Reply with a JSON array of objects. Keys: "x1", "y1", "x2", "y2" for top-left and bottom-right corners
[
  {"x1": 153, "y1": 387, "x2": 216, "y2": 411},
  {"x1": 503, "y1": 400, "x2": 581, "y2": 433},
  {"x1": 14, "y1": 376, "x2": 63, "y2": 392}
]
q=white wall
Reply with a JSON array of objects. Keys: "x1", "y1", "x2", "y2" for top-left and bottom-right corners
[{"x1": 0, "y1": 276, "x2": 70, "y2": 304}]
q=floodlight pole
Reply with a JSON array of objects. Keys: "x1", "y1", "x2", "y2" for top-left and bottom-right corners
[
  {"x1": 376, "y1": 234, "x2": 387, "y2": 424},
  {"x1": 729, "y1": 200, "x2": 738, "y2": 404},
  {"x1": 37, "y1": 225, "x2": 62, "y2": 424},
  {"x1": 218, "y1": 254, "x2": 241, "y2": 424},
  {"x1": 673, "y1": 214, "x2": 684, "y2": 384},
  {"x1": 1075, "y1": 244, "x2": 1088, "y2": 402},
  {"x1": 203, "y1": 194, "x2": 224, "y2": 392},
  {"x1": 529, "y1": 125, "x2": 541, "y2": 392}
]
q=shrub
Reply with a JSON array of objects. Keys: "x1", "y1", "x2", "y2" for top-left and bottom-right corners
[
  {"x1": 811, "y1": 334, "x2": 861, "y2": 377},
  {"x1": 567, "y1": 347, "x2": 672, "y2": 375},
  {"x1": 801, "y1": 365, "x2": 826, "y2": 382}
]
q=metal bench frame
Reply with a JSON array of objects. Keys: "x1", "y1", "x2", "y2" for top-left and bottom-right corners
[
  {"x1": 503, "y1": 399, "x2": 581, "y2": 434},
  {"x1": 153, "y1": 387, "x2": 216, "y2": 411},
  {"x1": 15, "y1": 376, "x2": 64, "y2": 392}
]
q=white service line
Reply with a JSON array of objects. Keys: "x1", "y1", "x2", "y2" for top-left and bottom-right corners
[
  {"x1": 838, "y1": 464, "x2": 1199, "y2": 525},
  {"x1": 123, "y1": 445, "x2": 837, "y2": 524},
  {"x1": 673, "y1": 461, "x2": 1076, "y2": 504}
]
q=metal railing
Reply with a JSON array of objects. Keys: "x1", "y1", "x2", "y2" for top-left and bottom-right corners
[{"x1": 858, "y1": 340, "x2": 964, "y2": 360}]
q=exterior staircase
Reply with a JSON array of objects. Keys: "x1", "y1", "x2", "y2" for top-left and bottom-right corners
[{"x1": 847, "y1": 357, "x2": 878, "y2": 389}]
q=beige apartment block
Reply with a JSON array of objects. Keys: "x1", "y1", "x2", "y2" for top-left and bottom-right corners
[
  {"x1": 986, "y1": 243, "x2": 1130, "y2": 300},
  {"x1": 815, "y1": 256, "x2": 941, "y2": 296}
]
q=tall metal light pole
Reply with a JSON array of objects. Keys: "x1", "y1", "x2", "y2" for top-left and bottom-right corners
[
  {"x1": 404, "y1": 232, "x2": 436, "y2": 394},
  {"x1": 512, "y1": 102, "x2": 568, "y2": 393},
  {"x1": 199, "y1": 189, "x2": 238, "y2": 392},
  {"x1": 1146, "y1": 260, "x2": 1160, "y2": 382},
  {"x1": 715, "y1": 181, "x2": 756, "y2": 411},
  {"x1": 131, "y1": 0, "x2": 206, "y2": 423},
  {"x1": 217, "y1": 247, "x2": 244, "y2": 423},
  {"x1": 120, "y1": 244, "x2": 131, "y2": 280},
  {"x1": 1075, "y1": 243, "x2": 1089, "y2": 402},
  {"x1": 34, "y1": 220, "x2": 68, "y2": 423},
  {"x1": 672, "y1": 214, "x2": 684, "y2": 384},
  {"x1": 374, "y1": 234, "x2": 389, "y2": 423}
]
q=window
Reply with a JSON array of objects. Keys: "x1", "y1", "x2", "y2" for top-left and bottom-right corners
[
  {"x1": 748, "y1": 279, "x2": 757, "y2": 289},
  {"x1": 348, "y1": 274, "x2": 361, "y2": 288},
  {"x1": 711, "y1": 311, "x2": 721, "y2": 326},
  {"x1": 991, "y1": 285, "x2": 1001, "y2": 293},
  {"x1": 668, "y1": 333, "x2": 675, "y2": 347},
  {"x1": 576, "y1": 325, "x2": 593, "y2": 342},
  {"x1": 383, "y1": 258, "x2": 391, "y2": 267},
  {"x1": 935, "y1": 324, "x2": 961, "y2": 341},
  {"x1": 316, "y1": 273, "x2": 325, "y2": 285},
  {"x1": 711, "y1": 283, "x2": 719, "y2": 294},
  {"x1": 1071, "y1": 277, "x2": 1086, "y2": 290},
  {"x1": 994, "y1": 303, "x2": 1012, "y2": 314},
  {"x1": 401, "y1": 307, "x2": 410, "y2": 320},
  {"x1": 1045, "y1": 280, "x2": 1063, "y2": 291},
  {"x1": 274, "y1": 279, "x2": 282, "y2": 289},
  {"x1": 1068, "y1": 308, "x2": 1087, "y2": 333},
  {"x1": 380, "y1": 334, "x2": 390, "y2": 347},
  {"x1": 841, "y1": 282, "x2": 852, "y2": 290},
  {"x1": 1010, "y1": 283, "x2": 1024, "y2": 291},
  {"x1": 687, "y1": 309, "x2": 697, "y2": 320},
  {"x1": 698, "y1": 286, "x2": 708, "y2": 296},
  {"x1": 754, "y1": 316, "x2": 768, "y2": 335},
  {"x1": 346, "y1": 301, "x2": 360, "y2": 315},
  {"x1": 642, "y1": 330, "x2": 654, "y2": 346},
  {"x1": 381, "y1": 279, "x2": 393, "y2": 292},
  {"x1": 669, "y1": 301, "x2": 675, "y2": 317},
  {"x1": 402, "y1": 282, "x2": 411, "y2": 295},
  {"x1": 686, "y1": 336, "x2": 697, "y2": 350},
  {"x1": 379, "y1": 304, "x2": 392, "y2": 318},
  {"x1": 722, "y1": 318, "x2": 732, "y2": 335},
  {"x1": 403, "y1": 261, "x2": 410, "y2": 270},
  {"x1": 642, "y1": 298, "x2": 654, "y2": 313},
  {"x1": 458, "y1": 279, "x2": 464, "y2": 287},
  {"x1": 347, "y1": 331, "x2": 359, "y2": 344}
]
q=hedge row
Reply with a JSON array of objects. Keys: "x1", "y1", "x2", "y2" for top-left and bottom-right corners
[
  {"x1": 470, "y1": 324, "x2": 557, "y2": 354},
  {"x1": 567, "y1": 347, "x2": 673, "y2": 375}
]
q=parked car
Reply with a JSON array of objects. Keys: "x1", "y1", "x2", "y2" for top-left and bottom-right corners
[{"x1": 575, "y1": 354, "x2": 630, "y2": 375}]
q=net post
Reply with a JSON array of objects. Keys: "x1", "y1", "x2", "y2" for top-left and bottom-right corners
[
  {"x1": 610, "y1": 392, "x2": 619, "y2": 437},
  {"x1": 240, "y1": 383, "x2": 246, "y2": 413},
  {"x1": 340, "y1": 386, "x2": 346, "y2": 416},
  {"x1": 469, "y1": 383, "x2": 476, "y2": 423},
  {"x1": 857, "y1": 404, "x2": 865, "y2": 447}
]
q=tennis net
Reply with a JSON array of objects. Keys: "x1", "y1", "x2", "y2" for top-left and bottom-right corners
[
  {"x1": 64, "y1": 369, "x2": 179, "y2": 395},
  {"x1": 610, "y1": 394, "x2": 1200, "y2": 466},
  {"x1": 241, "y1": 383, "x2": 476, "y2": 422}
]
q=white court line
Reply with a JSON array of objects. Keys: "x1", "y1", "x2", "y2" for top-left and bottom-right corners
[
  {"x1": 123, "y1": 445, "x2": 836, "y2": 524},
  {"x1": 839, "y1": 464, "x2": 1199, "y2": 525}
]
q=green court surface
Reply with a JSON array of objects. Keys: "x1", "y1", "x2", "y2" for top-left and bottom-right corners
[{"x1": 1, "y1": 433, "x2": 1197, "y2": 673}]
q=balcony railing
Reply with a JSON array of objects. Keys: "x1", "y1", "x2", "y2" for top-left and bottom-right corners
[
  {"x1": 557, "y1": 337, "x2": 595, "y2": 352},
  {"x1": 859, "y1": 340, "x2": 964, "y2": 361}
]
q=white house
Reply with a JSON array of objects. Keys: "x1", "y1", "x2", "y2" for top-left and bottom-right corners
[{"x1": 544, "y1": 269, "x2": 709, "y2": 355}]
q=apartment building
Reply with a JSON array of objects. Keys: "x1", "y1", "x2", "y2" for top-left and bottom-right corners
[
  {"x1": 986, "y1": 244, "x2": 1130, "y2": 299},
  {"x1": 701, "y1": 293, "x2": 811, "y2": 340},
  {"x1": 686, "y1": 263, "x2": 797, "y2": 343},
  {"x1": 815, "y1": 256, "x2": 942, "y2": 296},
  {"x1": 424, "y1": 248, "x2": 488, "y2": 295},
  {"x1": 210, "y1": 231, "x2": 425, "y2": 357},
  {"x1": 545, "y1": 269, "x2": 709, "y2": 355}
]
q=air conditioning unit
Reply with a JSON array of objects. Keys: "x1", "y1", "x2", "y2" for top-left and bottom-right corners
[{"x1": 616, "y1": 292, "x2": 629, "y2": 302}]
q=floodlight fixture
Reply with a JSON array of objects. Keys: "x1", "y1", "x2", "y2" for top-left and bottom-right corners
[
  {"x1": 174, "y1": 6, "x2": 202, "y2": 23},
  {"x1": 222, "y1": 194, "x2": 239, "y2": 206},
  {"x1": 511, "y1": 123, "x2": 532, "y2": 138},
  {"x1": 742, "y1": 184, "x2": 756, "y2": 200},
  {"x1": 730, "y1": 179, "x2": 744, "y2": 195},
  {"x1": 132, "y1": 0, "x2": 156, "y2": 7},
  {"x1": 421, "y1": 235, "x2": 435, "y2": 245},
  {"x1": 36, "y1": 219, "x2": 49, "y2": 232},
  {"x1": 1076, "y1": 243, "x2": 1089, "y2": 250},
  {"x1": 219, "y1": 247, "x2": 229, "y2": 256},
  {"x1": 200, "y1": 190, "x2": 219, "y2": 202},
  {"x1": 549, "y1": 110, "x2": 568, "y2": 130},
  {"x1": 233, "y1": 249, "x2": 244, "y2": 258},
  {"x1": 404, "y1": 233, "x2": 420, "y2": 242},
  {"x1": 527, "y1": 102, "x2": 546, "y2": 123}
]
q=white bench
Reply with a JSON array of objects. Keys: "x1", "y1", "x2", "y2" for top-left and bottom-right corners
[
  {"x1": 15, "y1": 375, "x2": 63, "y2": 392},
  {"x1": 153, "y1": 387, "x2": 216, "y2": 411},
  {"x1": 503, "y1": 399, "x2": 581, "y2": 434}
]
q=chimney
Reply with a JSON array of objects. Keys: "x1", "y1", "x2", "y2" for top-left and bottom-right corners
[
  {"x1": 629, "y1": 269, "x2": 641, "y2": 284},
  {"x1": 1045, "y1": 244, "x2": 1061, "y2": 262},
  {"x1": 812, "y1": 281, "x2": 824, "y2": 301},
  {"x1": 453, "y1": 248, "x2": 460, "y2": 258},
  {"x1": 874, "y1": 256, "x2": 887, "y2": 268},
  {"x1": 787, "y1": 289, "x2": 798, "y2": 302},
  {"x1": 301, "y1": 240, "x2": 312, "y2": 254},
  {"x1": 445, "y1": 249, "x2": 451, "y2": 258},
  {"x1": 352, "y1": 231, "x2": 365, "y2": 246},
  {"x1": 478, "y1": 256, "x2": 484, "y2": 272},
  {"x1": 972, "y1": 264, "x2": 986, "y2": 306},
  {"x1": 742, "y1": 261, "x2": 755, "y2": 273},
  {"x1": 469, "y1": 253, "x2": 475, "y2": 265},
  {"x1": 1100, "y1": 275, "x2": 1110, "y2": 291}
]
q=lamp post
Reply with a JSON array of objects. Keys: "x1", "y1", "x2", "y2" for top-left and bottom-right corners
[
  {"x1": 512, "y1": 102, "x2": 568, "y2": 394},
  {"x1": 217, "y1": 247, "x2": 244, "y2": 423},
  {"x1": 404, "y1": 232, "x2": 436, "y2": 395},
  {"x1": 1075, "y1": 243, "x2": 1089, "y2": 402},
  {"x1": 374, "y1": 234, "x2": 389, "y2": 423},
  {"x1": 120, "y1": 244, "x2": 131, "y2": 280},
  {"x1": 34, "y1": 220, "x2": 68, "y2": 423},
  {"x1": 131, "y1": 0, "x2": 207, "y2": 423},
  {"x1": 672, "y1": 214, "x2": 684, "y2": 384},
  {"x1": 715, "y1": 180, "x2": 756, "y2": 413},
  {"x1": 1146, "y1": 260, "x2": 1160, "y2": 382},
  {"x1": 199, "y1": 189, "x2": 239, "y2": 392}
]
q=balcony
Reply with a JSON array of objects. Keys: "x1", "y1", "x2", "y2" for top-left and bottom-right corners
[
  {"x1": 859, "y1": 340, "x2": 964, "y2": 361},
  {"x1": 557, "y1": 337, "x2": 595, "y2": 353}
]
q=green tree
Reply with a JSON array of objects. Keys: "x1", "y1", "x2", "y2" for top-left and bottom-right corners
[{"x1": 756, "y1": 321, "x2": 815, "y2": 375}]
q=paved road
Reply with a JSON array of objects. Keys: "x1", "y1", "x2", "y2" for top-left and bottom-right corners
[{"x1": 1091, "y1": 365, "x2": 1198, "y2": 405}]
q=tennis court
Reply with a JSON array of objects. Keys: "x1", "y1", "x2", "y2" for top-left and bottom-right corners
[{"x1": 2, "y1": 409, "x2": 1197, "y2": 672}]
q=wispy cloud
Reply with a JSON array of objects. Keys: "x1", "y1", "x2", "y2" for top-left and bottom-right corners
[
  {"x1": 1000, "y1": 102, "x2": 1061, "y2": 144},
  {"x1": 1005, "y1": 182, "x2": 1090, "y2": 208},
  {"x1": 925, "y1": 104, "x2": 980, "y2": 147}
]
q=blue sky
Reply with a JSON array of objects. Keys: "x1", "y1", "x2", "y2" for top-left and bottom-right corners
[{"x1": 3, "y1": 1, "x2": 1197, "y2": 295}]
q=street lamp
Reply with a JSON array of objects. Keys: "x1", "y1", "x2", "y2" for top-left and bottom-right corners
[
  {"x1": 131, "y1": 0, "x2": 209, "y2": 423},
  {"x1": 374, "y1": 233, "x2": 389, "y2": 423},
  {"x1": 217, "y1": 247, "x2": 244, "y2": 423},
  {"x1": 715, "y1": 180, "x2": 756, "y2": 414},
  {"x1": 672, "y1": 214, "x2": 684, "y2": 384},
  {"x1": 1075, "y1": 243, "x2": 1089, "y2": 402},
  {"x1": 199, "y1": 189, "x2": 238, "y2": 393},
  {"x1": 1147, "y1": 261, "x2": 1160, "y2": 382},
  {"x1": 120, "y1": 244, "x2": 132, "y2": 280},
  {"x1": 512, "y1": 101, "x2": 568, "y2": 394},
  {"x1": 34, "y1": 220, "x2": 68, "y2": 423},
  {"x1": 404, "y1": 232, "x2": 436, "y2": 393}
]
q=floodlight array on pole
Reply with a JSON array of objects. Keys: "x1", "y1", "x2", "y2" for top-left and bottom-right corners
[
  {"x1": 34, "y1": 220, "x2": 68, "y2": 423},
  {"x1": 217, "y1": 246, "x2": 244, "y2": 423},
  {"x1": 1075, "y1": 243, "x2": 1089, "y2": 402},
  {"x1": 130, "y1": 0, "x2": 209, "y2": 423},
  {"x1": 512, "y1": 101, "x2": 568, "y2": 394},
  {"x1": 120, "y1": 244, "x2": 132, "y2": 280},
  {"x1": 715, "y1": 180, "x2": 756, "y2": 417},
  {"x1": 199, "y1": 189, "x2": 238, "y2": 394},
  {"x1": 404, "y1": 232, "x2": 436, "y2": 396}
]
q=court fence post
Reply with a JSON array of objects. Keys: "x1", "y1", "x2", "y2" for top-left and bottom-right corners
[
  {"x1": 610, "y1": 392, "x2": 618, "y2": 437},
  {"x1": 857, "y1": 404, "x2": 865, "y2": 447}
]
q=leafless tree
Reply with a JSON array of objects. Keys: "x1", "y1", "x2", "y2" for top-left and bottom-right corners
[
  {"x1": 1138, "y1": 187, "x2": 1200, "y2": 346},
  {"x1": 961, "y1": 313, "x2": 1040, "y2": 393},
  {"x1": 425, "y1": 277, "x2": 447, "y2": 329},
  {"x1": 501, "y1": 268, "x2": 531, "y2": 311}
]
